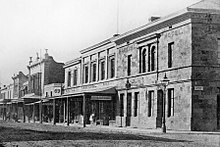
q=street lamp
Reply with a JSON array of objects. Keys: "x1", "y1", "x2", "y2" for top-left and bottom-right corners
[
  {"x1": 160, "y1": 73, "x2": 169, "y2": 133},
  {"x1": 120, "y1": 78, "x2": 131, "y2": 127}
]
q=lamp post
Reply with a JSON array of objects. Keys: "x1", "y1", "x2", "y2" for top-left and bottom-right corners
[
  {"x1": 160, "y1": 73, "x2": 169, "y2": 133},
  {"x1": 125, "y1": 78, "x2": 131, "y2": 126}
]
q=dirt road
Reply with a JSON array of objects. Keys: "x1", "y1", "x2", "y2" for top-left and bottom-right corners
[{"x1": 0, "y1": 120, "x2": 219, "y2": 147}]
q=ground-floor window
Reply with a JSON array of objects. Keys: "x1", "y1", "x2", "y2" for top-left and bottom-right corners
[
  {"x1": 148, "y1": 91, "x2": 154, "y2": 117},
  {"x1": 120, "y1": 94, "x2": 124, "y2": 117},
  {"x1": 134, "y1": 92, "x2": 139, "y2": 117},
  {"x1": 167, "y1": 88, "x2": 174, "y2": 117}
]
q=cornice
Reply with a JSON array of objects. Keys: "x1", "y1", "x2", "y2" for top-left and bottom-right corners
[{"x1": 64, "y1": 57, "x2": 82, "y2": 68}]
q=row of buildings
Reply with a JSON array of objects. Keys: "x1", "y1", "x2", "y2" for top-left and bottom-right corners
[{"x1": 0, "y1": 0, "x2": 220, "y2": 131}]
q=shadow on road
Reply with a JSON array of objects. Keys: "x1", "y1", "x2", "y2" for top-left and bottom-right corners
[{"x1": 0, "y1": 126, "x2": 191, "y2": 143}]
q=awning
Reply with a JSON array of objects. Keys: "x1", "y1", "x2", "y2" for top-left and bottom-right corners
[
  {"x1": 87, "y1": 87, "x2": 117, "y2": 95},
  {"x1": 62, "y1": 87, "x2": 117, "y2": 101},
  {"x1": 20, "y1": 93, "x2": 41, "y2": 104},
  {"x1": 25, "y1": 98, "x2": 50, "y2": 105},
  {"x1": 0, "y1": 99, "x2": 11, "y2": 104},
  {"x1": 91, "y1": 95, "x2": 112, "y2": 101},
  {"x1": 10, "y1": 99, "x2": 19, "y2": 103},
  {"x1": 21, "y1": 93, "x2": 41, "y2": 99},
  {"x1": 63, "y1": 87, "x2": 117, "y2": 97}
]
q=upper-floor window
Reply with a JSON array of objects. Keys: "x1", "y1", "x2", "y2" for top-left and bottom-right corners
[
  {"x1": 73, "y1": 69, "x2": 77, "y2": 85},
  {"x1": 142, "y1": 48, "x2": 147, "y2": 73},
  {"x1": 147, "y1": 45, "x2": 156, "y2": 72},
  {"x1": 99, "y1": 59, "x2": 105, "y2": 80},
  {"x1": 168, "y1": 42, "x2": 174, "y2": 68},
  {"x1": 67, "y1": 71, "x2": 71, "y2": 87},
  {"x1": 91, "y1": 62, "x2": 97, "y2": 82},
  {"x1": 84, "y1": 65, "x2": 89, "y2": 83},
  {"x1": 151, "y1": 46, "x2": 156, "y2": 71},
  {"x1": 109, "y1": 56, "x2": 115, "y2": 78},
  {"x1": 127, "y1": 55, "x2": 132, "y2": 76}
]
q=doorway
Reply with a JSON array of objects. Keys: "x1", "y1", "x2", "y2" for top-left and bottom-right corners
[
  {"x1": 217, "y1": 95, "x2": 220, "y2": 129},
  {"x1": 126, "y1": 93, "x2": 132, "y2": 126},
  {"x1": 156, "y1": 90, "x2": 163, "y2": 128}
]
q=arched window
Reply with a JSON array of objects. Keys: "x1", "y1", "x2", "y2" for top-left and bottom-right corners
[
  {"x1": 142, "y1": 48, "x2": 146, "y2": 73},
  {"x1": 151, "y1": 46, "x2": 156, "y2": 71}
]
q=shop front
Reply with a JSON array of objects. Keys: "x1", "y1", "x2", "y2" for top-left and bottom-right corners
[{"x1": 63, "y1": 87, "x2": 117, "y2": 127}]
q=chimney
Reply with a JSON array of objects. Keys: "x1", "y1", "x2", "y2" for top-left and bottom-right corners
[
  {"x1": 148, "y1": 16, "x2": 160, "y2": 22},
  {"x1": 45, "y1": 49, "x2": 49, "y2": 59},
  {"x1": 29, "y1": 57, "x2": 33, "y2": 65},
  {"x1": 36, "y1": 53, "x2": 40, "y2": 61},
  {"x1": 113, "y1": 34, "x2": 119, "y2": 37}
]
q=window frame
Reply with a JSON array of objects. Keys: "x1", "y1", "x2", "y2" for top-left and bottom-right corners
[
  {"x1": 91, "y1": 61, "x2": 97, "y2": 82},
  {"x1": 73, "y1": 68, "x2": 78, "y2": 86},
  {"x1": 99, "y1": 59, "x2": 105, "y2": 80},
  {"x1": 167, "y1": 88, "x2": 174, "y2": 117},
  {"x1": 148, "y1": 90, "x2": 154, "y2": 117},
  {"x1": 168, "y1": 42, "x2": 174, "y2": 68},
  {"x1": 127, "y1": 54, "x2": 132, "y2": 76},
  {"x1": 120, "y1": 94, "x2": 124, "y2": 117},
  {"x1": 84, "y1": 64, "x2": 89, "y2": 83},
  {"x1": 109, "y1": 55, "x2": 115, "y2": 79},
  {"x1": 151, "y1": 46, "x2": 156, "y2": 71},
  {"x1": 134, "y1": 92, "x2": 139, "y2": 117},
  {"x1": 67, "y1": 70, "x2": 71, "y2": 87},
  {"x1": 142, "y1": 48, "x2": 147, "y2": 73}
]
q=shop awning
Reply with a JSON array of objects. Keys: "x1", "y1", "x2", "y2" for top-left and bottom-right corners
[
  {"x1": 64, "y1": 87, "x2": 116, "y2": 96},
  {"x1": 86, "y1": 87, "x2": 117, "y2": 95},
  {"x1": 0, "y1": 99, "x2": 11, "y2": 104},
  {"x1": 62, "y1": 87, "x2": 117, "y2": 100},
  {"x1": 20, "y1": 93, "x2": 41, "y2": 104},
  {"x1": 25, "y1": 98, "x2": 50, "y2": 105}
]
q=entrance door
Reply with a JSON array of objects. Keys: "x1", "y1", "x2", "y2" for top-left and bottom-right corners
[
  {"x1": 217, "y1": 95, "x2": 220, "y2": 129},
  {"x1": 126, "y1": 93, "x2": 132, "y2": 126},
  {"x1": 156, "y1": 90, "x2": 163, "y2": 128}
]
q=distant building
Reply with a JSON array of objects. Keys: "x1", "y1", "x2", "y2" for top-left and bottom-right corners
[
  {"x1": 12, "y1": 71, "x2": 28, "y2": 99},
  {"x1": 0, "y1": 84, "x2": 14, "y2": 120},
  {"x1": 22, "y1": 50, "x2": 65, "y2": 123},
  {"x1": 27, "y1": 50, "x2": 65, "y2": 96}
]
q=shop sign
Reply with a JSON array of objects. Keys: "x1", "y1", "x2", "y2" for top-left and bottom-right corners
[
  {"x1": 91, "y1": 96, "x2": 112, "y2": 101},
  {"x1": 194, "y1": 86, "x2": 203, "y2": 91},
  {"x1": 54, "y1": 89, "x2": 60, "y2": 93}
]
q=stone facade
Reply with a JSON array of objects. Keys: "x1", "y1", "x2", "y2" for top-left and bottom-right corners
[
  {"x1": 191, "y1": 12, "x2": 220, "y2": 131},
  {"x1": 27, "y1": 51, "x2": 65, "y2": 96},
  {"x1": 63, "y1": 0, "x2": 220, "y2": 131},
  {"x1": 12, "y1": 71, "x2": 28, "y2": 99}
]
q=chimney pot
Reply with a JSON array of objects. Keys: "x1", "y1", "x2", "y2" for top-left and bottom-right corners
[{"x1": 148, "y1": 16, "x2": 160, "y2": 22}]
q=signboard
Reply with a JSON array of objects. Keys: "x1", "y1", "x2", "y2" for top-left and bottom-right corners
[
  {"x1": 54, "y1": 89, "x2": 61, "y2": 93},
  {"x1": 91, "y1": 96, "x2": 112, "y2": 101},
  {"x1": 194, "y1": 86, "x2": 203, "y2": 91}
]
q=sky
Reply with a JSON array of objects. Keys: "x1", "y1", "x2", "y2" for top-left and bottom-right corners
[{"x1": 0, "y1": 0, "x2": 200, "y2": 85}]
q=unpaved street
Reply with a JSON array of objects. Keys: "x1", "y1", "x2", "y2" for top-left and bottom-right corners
[{"x1": 0, "y1": 121, "x2": 219, "y2": 147}]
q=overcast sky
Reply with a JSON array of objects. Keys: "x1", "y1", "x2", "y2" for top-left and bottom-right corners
[{"x1": 0, "y1": 0, "x2": 200, "y2": 85}]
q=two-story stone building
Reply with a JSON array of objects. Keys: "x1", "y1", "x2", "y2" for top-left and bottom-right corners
[
  {"x1": 61, "y1": 0, "x2": 220, "y2": 131},
  {"x1": 21, "y1": 50, "x2": 65, "y2": 123}
]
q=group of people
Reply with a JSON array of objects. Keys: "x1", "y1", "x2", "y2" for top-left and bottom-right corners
[{"x1": 2, "y1": 111, "x2": 19, "y2": 122}]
